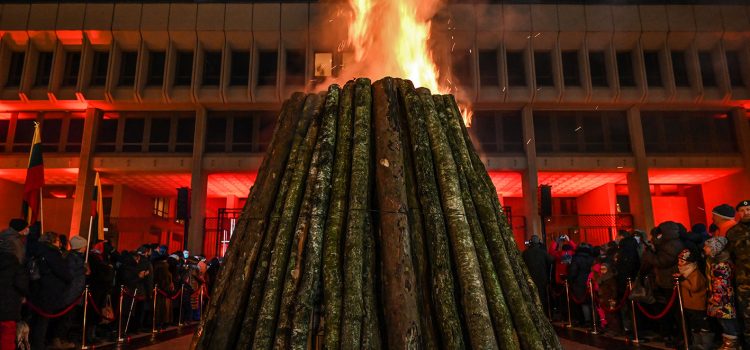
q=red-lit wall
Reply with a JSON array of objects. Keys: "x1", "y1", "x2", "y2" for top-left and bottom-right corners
[
  {"x1": 42, "y1": 198, "x2": 74, "y2": 237},
  {"x1": 652, "y1": 196, "x2": 691, "y2": 228},
  {"x1": 0, "y1": 179, "x2": 23, "y2": 229},
  {"x1": 577, "y1": 184, "x2": 616, "y2": 217},
  {"x1": 701, "y1": 171, "x2": 750, "y2": 224}
]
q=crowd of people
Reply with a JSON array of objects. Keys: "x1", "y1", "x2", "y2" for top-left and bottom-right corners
[
  {"x1": 523, "y1": 200, "x2": 750, "y2": 349},
  {"x1": 0, "y1": 219, "x2": 221, "y2": 350}
]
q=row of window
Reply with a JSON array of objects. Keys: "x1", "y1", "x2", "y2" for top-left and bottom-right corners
[
  {"x1": 473, "y1": 48, "x2": 746, "y2": 89},
  {"x1": 5, "y1": 45, "x2": 744, "y2": 91},
  {"x1": 0, "y1": 110, "x2": 741, "y2": 155}
]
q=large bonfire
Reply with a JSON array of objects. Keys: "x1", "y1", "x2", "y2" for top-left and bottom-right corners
[{"x1": 191, "y1": 1, "x2": 561, "y2": 349}]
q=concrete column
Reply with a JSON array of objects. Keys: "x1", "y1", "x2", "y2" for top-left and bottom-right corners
[
  {"x1": 626, "y1": 107, "x2": 655, "y2": 231},
  {"x1": 731, "y1": 108, "x2": 750, "y2": 175},
  {"x1": 521, "y1": 106, "x2": 541, "y2": 239},
  {"x1": 70, "y1": 108, "x2": 99, "y2": 237},
  {"x1": 188, "y1": 107, "x2": 208, "y2": 254}
]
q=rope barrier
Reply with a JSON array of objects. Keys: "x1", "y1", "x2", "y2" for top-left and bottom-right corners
[
  {"x1": 122, "y1": 287, "x2": 147, "y2": 301},
  {"x1": 636, "y1": 287, "x2": 678, "y2": 320},
  {"x1": 156, "y1": 288, "x2": 183, "y2": 300},
  {"x1": 569, "y1": 286, "x2": 590, "y2": 305},
  {"x1": 86, "y1": 293, "x2": 116, "y2": 321},
  {"x1": 26, "y1": 293, "x2": 84, "y2": 318},
  {"x1": 597, "y1": 289, "x2": 631, "y2": 313}
]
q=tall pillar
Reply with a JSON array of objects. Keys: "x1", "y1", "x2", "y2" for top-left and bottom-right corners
[
  {"x1": 521, "y1": 106, "x2": 541, "y2": 239},
  {"x1": 731, "y1": 108, "x2": 750, "y2": 175},
  {"x1": 70, "y1": 108, "x2": 99, "y2": 237},
  {"x1": 188, "y1": 107, "x2": 208, "y2": 254},
  {"x1": 626, "y1": 107, "x2": 655, "y2": 231}
]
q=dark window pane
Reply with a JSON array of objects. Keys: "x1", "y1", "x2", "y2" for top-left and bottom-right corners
[
  {"x1": 149, "y1": 118, "x2": 171, "y2": 145},
  {"x1": 671, "y1": 51, "x2": 689, "y2": 87},
  {"x1": 41, "y1": 118, "x2": 62, "y2": 152},
  {"x1": 607, "y1": 114, "x2": 630, "y2": 153},
  {"x1": 534, "y1": 51, "x2": 554, "y2": 86},
  {"x1": 0, "y1": 119, "x2": 9, "y2": 144},
  {"x1": 65, "y1": 118, "x2": 84, "y2": 152},
  {"x1": 13, "y1": 118, "x2": 36, "y2": 152},
  {"x1": 232, "y1": 117, "x2": 253, "y2": 152},
  {"x1": 562, "y1": 51, "x2": 580, "y2": 87},
  {"x1": 96, "y1": 115, "x2": 118, "y2": 152},
  {"x1": 641, "y1": 111, "x2": 737, "y2": 154},
  {"x1": 589, "y1": 51, "x2": 608, "y2": 87},
  {"x1": 478, "y1": 50, "x2": 499, "y2": 87},
  {"x1": 616, "y1": 51, "x2": 636, "y2": 87},
  {"x1": 501, "y1": 113, "x2": 523, "y2": 153},
  {"x1": 6, "y1": 52, "x2": 25, "y2": 87},
  {"x1": 533, "y1": 113, "x2": 553, "y2": 153},
  {"x1": 123, "y1": 118, "x2": 144, "y2": 151},
  {"x1": 119, "y1": 51, "x2": 137, "y2": 87},
  {"x1": 205, "y1": 116, "x2": 227, "y2": 152},
  {"x1": 90, "y1": 51, "x2": 109, "y2": 86},
  {"x1": 470, "y1": 112, "x2": 497, "y2": 152},
  {"x1": 285, "y1": 50, "x2": 305, "y2": 86},
  {"x1": 582, "y1": 115, "x2": 604, "y2": 150},
  {"x1": 230, "y1": 51, "x2": 250, "y2": 86},
  {"x1": 62, "y1": 51, "x2": 80, "y2": 87},
  {"x1": 258, "y1": 51, "x2": 278, "y2": 86},
  {"x1": 175, "y1": 51, "x2": 193, "y2": 86},
  {"x1": 556, "y1": 113, "x2": 578, "y2": 152},
  {"x1": 257, "y1": 112, "x2": 277, "y2": 152},
  {"x1": 506, "y1": 51, "x2": 526, "y2": 86},
  {"x1": 203, "y1": 51, "x2": 222, "y2": 86},
  {"x1": 175, "y1": 117, "x2": 195, "y2": 152},
  {"x1": 699, "y1": 52, "x2": 716, "y2": 87},
  {"x1": 643, "y1": 51, "x2": 662, "y2": 87},
  {"x1": 35, "y1": 52, "x2": 53, "y2": 87},
  {"x1": 147, "y1": 51, "x2": 165, "y2": 86},
  {"x1": 452, "y1": 50, "x2": 472, "y2": 88},
  {"x1": 726, "y1": 51, "x2": 744, "y2": 87}
]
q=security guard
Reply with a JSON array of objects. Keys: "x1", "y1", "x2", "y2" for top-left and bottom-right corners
[{"x1": 726, "y1": 199, "x2": 750, "y2": 348}]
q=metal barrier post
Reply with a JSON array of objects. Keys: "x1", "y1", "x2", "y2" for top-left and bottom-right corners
[
  {"x1": 124, "y1": 288, "x2": 138, "y2": 336},
  {"x1": 589, "y1": 279, "x2": 599, "y2": 334},
  {"x1": 627, "y1": 278, "x2": 639, "y2": 344},
  {"x1": 118, "y1": 285, "x2": 125, "y2": 343},
  {"x1": 675, "y1": 276, "x2": 689, "y2": 350},
  {"x1": 152, "y1": 286, "x2": 158, "y2": 334},
  {"x1": 564, "y1": 280, "x2": 573, "y2": 328},
  {"x1": 178, "y1": 284, "x2": 185, "y2": 328},
  {"x1": 81, "y1": 286, "x2": 90, "y2": 349},
  {"x1": 199, "y1": 286, "x2": 204, "y2": 320}
]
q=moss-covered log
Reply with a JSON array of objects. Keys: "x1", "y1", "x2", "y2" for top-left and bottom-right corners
[{"x1": 341, "y1": 78, "x2": 373, "y2": 350}]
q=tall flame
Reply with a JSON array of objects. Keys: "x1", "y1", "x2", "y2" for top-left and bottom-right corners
[{"x1": 340, "y1": 0, "x2": 472, "y2": 125}]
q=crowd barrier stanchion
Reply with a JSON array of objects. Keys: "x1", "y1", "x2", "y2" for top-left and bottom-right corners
[
  {"x1": 124, "y1": 288, "x2": 138, "y2": 336},
  {"x1": 152, "y1": 286, "x2": 158, "y2": 335},
  {"x1": 199, "y1": 286, "x2": 204, "y2": 321},
  {"x1": 81, "y1": 285, "x2": 90, "y2": 349},
  {"x1": 178, "y1": 284, "x2": 184, "y2": 328},
  {"x1": 564, "y1": 280, "x2": 573, "y2": 328},
  {"x1": 588, "y1": 279, "x2": 599, "y2": 335},
  {"x1": 674, "y1": 276, "x2": 689, "y2": 350},
  {"x1": 627, "y1": 278, "x2": 639, "y2": 344},
  {"x1": 118, "y1": 285, "x2": 125, "y2": 343}
]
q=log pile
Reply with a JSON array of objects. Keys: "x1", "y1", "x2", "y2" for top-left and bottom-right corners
[{"x1": 191, "y1": 78, "x2": 562, "y2": 350}]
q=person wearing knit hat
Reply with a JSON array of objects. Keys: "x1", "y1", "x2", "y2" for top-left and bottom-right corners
[
  {"x1": 675, "y1": 248, "x2": 711, "y2": 348},
  {"x1": 726, "y1": 199, "x2": 750, "y2": 348},
  {"x1": 69, "y1": 235, "x2": 88, "y2": 253},
  {"x1": 704, "y1": 236, "x2": 740, "y2": 349},
  {"x1": 0, "y1": 218, "x2": 29, "y2": 264},
  {"x1": 712, "y1": 204, "x2": 736, "y2": 238}
]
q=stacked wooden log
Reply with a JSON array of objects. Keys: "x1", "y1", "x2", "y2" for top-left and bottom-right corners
[{"x1": 191, "y1": 78, "x2": 562, "y2": 350}]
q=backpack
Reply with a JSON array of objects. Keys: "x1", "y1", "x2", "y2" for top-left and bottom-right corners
[{"x1": 27, "y1": 256, "x2": 42, "y2": 281}]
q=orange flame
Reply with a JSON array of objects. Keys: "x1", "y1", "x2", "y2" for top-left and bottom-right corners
[{"x1": 341, "y1": 0, "x2": 472, "y2": 125}]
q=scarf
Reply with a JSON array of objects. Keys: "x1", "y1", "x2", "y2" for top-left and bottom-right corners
[{"x1": 678, "y1": 262, "x2": 697, "y2": 278}]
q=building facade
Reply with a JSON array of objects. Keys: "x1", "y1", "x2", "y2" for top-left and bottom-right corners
[{"x1": 1, "y1": 1, "x2": 749, "y2": 255}]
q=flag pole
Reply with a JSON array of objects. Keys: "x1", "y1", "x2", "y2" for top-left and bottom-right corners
[
  {"x1": 85, "y1": 215, "x2": 93, "y2": 264},
  {"x1": 39, "y1": 190, "x2": 44, "y2": 234}
]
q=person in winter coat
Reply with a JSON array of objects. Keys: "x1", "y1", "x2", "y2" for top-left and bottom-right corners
[
  {"x1": 568, "y1": 243, "x2": 595, "y2": 326},
  {"x1": 87, "y1": 241, "x2": 115, "y2": 343},
  {"x1": 640, "y1": 221, "x2": 685, "y2": 346},
  {"x1": 726, "y1": 199, "x2": 750, "y2": 349},
  {"x1": 29, "y1": 232, "x2": 73, "y2": 350},
  {"x1": 153, "y1": 255, "x2": 174, "y2": 330},
  {"x1": 674, "y1": 249, "x2": 711, "y2": 349},
  {"x1": 522, "y1": 235, "x2": 554, "y2": 314},
  {"x1": 597, "y1": 262, "x2": 622, "y2": 336},
  {"x1": 550, "y1": 234, "x2": 576, "y2": 285},
  {"x1": 51, "y1": 236, "x2": 88, "y2": 347},
  {"x1": 712, "y1": 204, "x2": 737, "y2": 238},
  {"x1": 705, "y1": 236, "x2": 740, "y2": 350},
  {"x1": 0, "y1": 251, "x2": 29, "y2": 350},
  {"x1": 0, "y1": 218, "x2": 29, "y2": 264}
]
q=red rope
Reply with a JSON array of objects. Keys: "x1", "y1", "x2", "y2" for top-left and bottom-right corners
[
  {"x1": 191, "y1": 286, "x2": 209, "y2": 300},
  {"x1": 569, "y1": 286, "x2": 590, "y2": 305},
  {"x1": 156, "y1": 288, "x2": 182, "y2": 300},
  {"x1": 26, "y1": 293, "x2": 83, "y2": 318},
  {"x1": 86, "y1": 293, "x2": 116, "y2": 321},
  {"x1": 598, "y1": 290, "x2": 631, "y2": 313},
  {"x1": 636, "y1": 287, "x2": 678, "y2": 320},
  {"x1": 122, "y1": 287, "x2": 146, "y2": 301}
]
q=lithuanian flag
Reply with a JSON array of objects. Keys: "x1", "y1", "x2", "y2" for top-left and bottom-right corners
[
  {"x1": 22, "y1": 123, "x2": 44, "y2": 225},
  {"x1": 91, "y1": 172, "x2": 104, "y2": 241}
]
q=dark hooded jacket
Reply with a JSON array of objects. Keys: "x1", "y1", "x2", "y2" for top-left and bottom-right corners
[
  {"x1": 30, "y1": 242, "x2": 72, "y2": 312},
  {"x1": 568, "y1": 244, "x2": 595, "y2": 301},
  {"x1": 0, "y1": 228, "x2": 25, "y2": 264},
  {"x1": 0, "y1": 251, "x2": 29, "y2": 321},
  {"x1": 522, "y1": 242, "x2": 554, "y2": 292},
  {"x1": 615, "y1": 235, "x2": 641, "y2": 295},
  {"x1": 641, "y1": 221, "x2": 684, "y2": 289}
]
